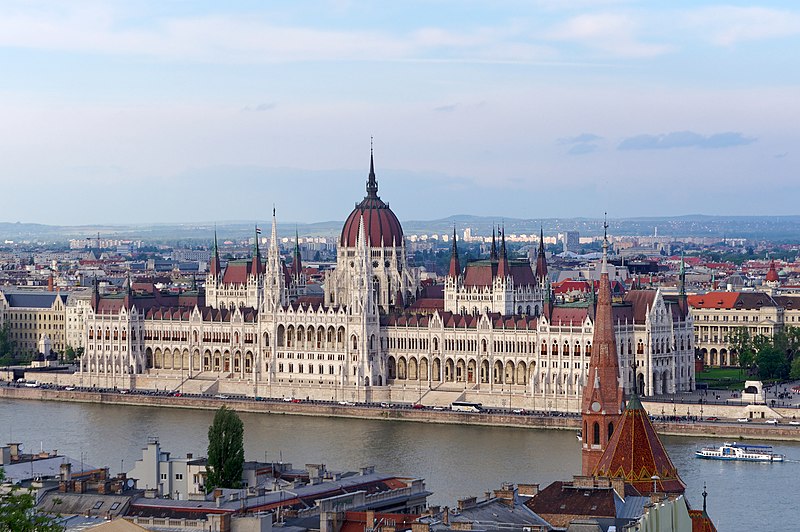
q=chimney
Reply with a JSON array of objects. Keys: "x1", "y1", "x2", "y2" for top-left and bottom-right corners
[
  {"x1": 610, "y1": 478, "x2": 625, "y2": 498},
  {"x1": 60, "y1": 462, "x2": 72, "y2": 482},
  {"x1": 457, "y1": 497, "x2": 477, "y2": 511},
  {"x1": 411, "y1": 523, "x2": 430, "y2": 532},
  {"x1": 8, "y1": 443, "x2": 21, "y2": 460},
  {"x1": 443, "y1": 507, "x2": 450, "y2": 526},
  {"x1": 187, "y1": 453, "x2": 193, "y2": 459},
  {"x1": 366, "y1": 510, "x2": 375, "y2": 530},
  {"x1": 517, "y1": 484, "x2": 539, "y2": 497}
]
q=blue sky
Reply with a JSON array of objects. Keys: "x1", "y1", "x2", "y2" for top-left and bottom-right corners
[{"x1": 1, "y1": 0, "x2": 798, "y2": 225}]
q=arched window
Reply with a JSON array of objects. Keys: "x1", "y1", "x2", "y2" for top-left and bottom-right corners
[
  {"x1": 608, "y1": 422, "x2": 614, "y2": 439},
  {"x1": 593, "y1": 422, "x2": 600, "y2": 445}
]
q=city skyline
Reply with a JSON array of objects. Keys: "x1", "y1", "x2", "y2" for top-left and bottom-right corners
[{"x1": 1, "y1": 1, "x2": 798, "y2": 225}]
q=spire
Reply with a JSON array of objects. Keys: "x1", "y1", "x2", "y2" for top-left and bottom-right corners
[
  {"x1": 679, "y1": 252, "x2": 686, "y2": 296},
  {"x1": 497, "y1": 226, "x2": 510, "y2": 279},
  {"x1": 292, "y1": 228, "x2": 303, "y2": 278},
  {"x1": 535, "y1": 225, "x2": 548, "y2": 283},
  {"x1": 702, "y1": 483, "x2": 708, "y2": 513},
  {"x1": 124, "y1": 272, "x2": 133, "y2": 309},
  {"x1": 448, "y1": 226, "x2": 461, "y2": 278},
  {"x1": 490, "y1": 226, "x2": 498, "y2": 261},
  {"x1": 366, "y1": 137, "x2": 378, "y2": 198},
  {"x1": 581, "y1": 216, "x2": 624, "y2": 476},
  {"x1": 251, "y1": 224, "x2": 262, "y2": 275},
  {"x1": 592, "y1": 380, "x2": 686, "y2": 496},
  {"x1": 210, "y1": 227, "x2": 221, "y2": 277}
]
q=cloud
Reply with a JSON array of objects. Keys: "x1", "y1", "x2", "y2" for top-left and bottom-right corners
[
  {"x1": 684, "y1": 7, "x2": 800, "y2": 46},
  {"x1": 567, "y1": 143, "x2": 599, "y2": 155},
  {"x1": 618, "y1": 131, "x2": 756, "y2": 150},
  {"x1": 242, "y1": 103, "x2": 276, "y2": 112},
  {"x1": 545, "y1": 12, "x2": 672, "y2": 58},
  {"x1": 559, "y1": 133, "x2": 602, "y2": 144},
  {"x1": 0, "y1": 5, "x2": 552, "y2": 65},
  {"x1": 434, "y1": 104, "x2": 458, "y2": 113}
]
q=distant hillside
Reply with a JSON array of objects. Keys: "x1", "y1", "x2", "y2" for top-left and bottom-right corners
[{"x1": 1, "y1": 215, "x2": 800, "y2": 243}]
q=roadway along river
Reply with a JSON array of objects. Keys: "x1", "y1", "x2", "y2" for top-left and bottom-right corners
[{"x1": 2, "y1": 398, "x2": 798, "y2": 531}]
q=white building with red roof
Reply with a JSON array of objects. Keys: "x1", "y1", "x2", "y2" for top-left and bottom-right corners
[{"x1": 75, "y1": 150, "x2": 694, "y2": 408}]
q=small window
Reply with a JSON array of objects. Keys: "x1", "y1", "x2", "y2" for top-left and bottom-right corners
[
  {"x1": 110, "y1": 502, "x2": 121, "y2": 511},
  {"x1": 175, "y1": 473, "x2": 183, "y2": 480},
  {"x1": 93, "y1": 501, "x2": 104, "y2": 510},
  {"x1": 160, "y1": 473, "x2": 167, "y2": 480}
]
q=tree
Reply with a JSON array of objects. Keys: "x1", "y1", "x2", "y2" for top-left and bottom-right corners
[
  {"x1": 0, "y1": 468, "x2": 64, "y2": 531},
  {"x1": 756, "y1": 344, "x2": 787, "y2": 380},
  {"x1": 729, "y1": 327, "x2": 754, "y2": 374},
  {"x1": 0, "y1": 322, "x2": 14, "y2": 360},
  {"x1": 790, "y1": 357, "x2": 800, "y2": 381},
  {"x1": 206, "y1": 406, "x2": 244, "y2": 492}
]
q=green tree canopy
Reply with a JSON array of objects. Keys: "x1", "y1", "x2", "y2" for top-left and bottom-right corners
[
  {"x1": 729, "y1": 327, "x2": 755, "y2": 373},
  {"x1": 790, "y1": 357, "x2": 800, "y2": 381},
  {"x1": 206, "y1": 406, "x2": 244, "y2": 492},
  {"x1": 0, "y1": 468, "x2": 64, "y2": 531}
]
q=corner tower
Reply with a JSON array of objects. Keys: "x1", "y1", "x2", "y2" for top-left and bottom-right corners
[{"x1": 581, "y1": 219, "x2": 624, "y2": 475}]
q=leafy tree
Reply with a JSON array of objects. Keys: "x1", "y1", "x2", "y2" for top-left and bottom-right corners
[
  {"x1": 790, "y1": 357, "x2": 800, "y2": 381},
  {"x1": 0, "y1": 322, "x2": 14, "y2": 360},
  {"x1": 756, "y1": 344, "x2": 787, "y2": 380},
  {"x1": 729, "y1": 327, "x2": 754, "y2": 374},
  {"x1": 0, "y1": 468, "x2": 64, "y2": 531},
  {"x1": 206, "y1": 406, "x2": 244, "y2": 492}
]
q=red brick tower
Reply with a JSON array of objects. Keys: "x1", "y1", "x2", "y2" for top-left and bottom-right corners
[{"x1": 581, "y1": 219, "x2": 624, "y2": 475}]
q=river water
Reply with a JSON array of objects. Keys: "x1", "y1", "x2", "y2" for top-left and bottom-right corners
[{"x1": 2, "y1": 398, "x2": 797, "y2": 531}]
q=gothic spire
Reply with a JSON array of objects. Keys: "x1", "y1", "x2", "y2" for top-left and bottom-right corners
[
  {"x1": 535, "y1": 225, "x2": 548, "y2": 283},
  {"x1": 251, "y1": 224, "x2": 262, "y2": 275},
  {"x1": 679, "y1": 251, "x2": 686, "y2": 297},
  {"x1": 497, "y1": 225, "x2": 510, "y2": 278},
  {"x1": 210, "y1": 227, "x2": 221, "y2": 277},
  {"x1": 366, "y1": 137, "x2": 378, "y2": 198},
  {"x1": 581, "y1": 216, "x2": 624, "y2": 476},
  {"x1": 490, "y1": 226, "x2": 498, "y2": 261},
  {"x1": 292, "y1": 228, "x2": 303, "y2": 278},
  {"x1": 448, "y1": 226, "x2": 461, "y2": 278}
]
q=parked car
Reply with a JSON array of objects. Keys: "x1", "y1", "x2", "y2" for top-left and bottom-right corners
[
  {"x1": 765, "y1": 418, "x2": 778, "y2": 425},
  {"x1": 705, "y1": 416, "x2": 719, "y2": 421},
  {"x1": 737, "y1": 418, "x2": 750, "y2": 423},
  {"x1": 412, "y1": 403, "x2": 425, "y2": 409}
]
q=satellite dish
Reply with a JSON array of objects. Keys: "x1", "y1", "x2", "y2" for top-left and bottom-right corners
[
  {"x1": 17, "y1": 443, "x2": 23, "y2": 451},
  {"x1": 126, "y1": 479, "x2": 135, "y2": 489}
]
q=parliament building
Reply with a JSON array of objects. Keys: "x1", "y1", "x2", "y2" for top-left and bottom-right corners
[{"x1": 78, "y1": 152, "x2": 696, "y2": 410}]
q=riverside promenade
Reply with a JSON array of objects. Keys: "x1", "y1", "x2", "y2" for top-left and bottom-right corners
[{"x1": 4, "y1": 384, "x2": 800, "y2": 442}]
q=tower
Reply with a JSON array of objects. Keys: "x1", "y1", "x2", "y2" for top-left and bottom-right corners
[
  {"x1": 448, "y1": 226, "x2": 461, "y2": 279},
  {"x1": 581, "y1": 218, "x2": 624, "y2": 476},
  {"x1": 535, "y1": 226, "x2": 548, "y2": 289}
]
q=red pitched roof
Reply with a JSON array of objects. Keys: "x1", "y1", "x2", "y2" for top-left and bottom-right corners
[{"x1": 592, "y1": 395, "x2": 685, "y2": 496}]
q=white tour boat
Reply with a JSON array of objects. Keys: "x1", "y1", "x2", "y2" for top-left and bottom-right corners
[{"x1": 695, "y1": 442, "x2": 784, "y2": 462}]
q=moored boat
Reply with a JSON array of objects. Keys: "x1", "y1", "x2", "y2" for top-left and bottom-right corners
[{"x1": 695, "y1": 442, "x2": 784, "y2": 462}]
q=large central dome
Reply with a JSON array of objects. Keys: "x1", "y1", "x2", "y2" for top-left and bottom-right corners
[{"x1": 340, "y1": 152, "x2": 403, "y2": 248}]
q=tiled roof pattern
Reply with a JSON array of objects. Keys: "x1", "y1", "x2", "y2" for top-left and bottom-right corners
[
  {"x1": 462, "y1": 261, "x2": 536, "y2": 287},
  {"x1": 688, "y1": 510, "x2": 718, "y2": 532},
  {"x1": 526, "y1": 481, "x2": 617, "y2": 528},
  {"x1": 4, "y1": 292, "x2": 66, "y2": 308},
  {"x1": 340, "y1": 196, "x2": 404, "y2": 248},
  {"x1": 592, "y1": 395, "x2": 685, "y2": 496},
  {"x1": 688, "y1": 291, "x2": 777, "y2": 310}
]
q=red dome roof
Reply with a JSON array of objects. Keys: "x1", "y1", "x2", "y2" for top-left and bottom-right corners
[
  {"x1": 766, "y1": 261, "x2": 779, "y2": 282},
  {"x1": 340, "y1": 153, "x2": 403, "y2": 248}
]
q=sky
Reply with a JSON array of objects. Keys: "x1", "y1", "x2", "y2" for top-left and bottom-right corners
[{"x1": 1, "y1": 0, "x2": 799, "y2": 225}]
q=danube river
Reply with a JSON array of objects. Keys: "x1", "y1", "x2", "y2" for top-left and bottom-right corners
[{"x1": 2, "y1": 399, "x2": 798, "y2": 531}]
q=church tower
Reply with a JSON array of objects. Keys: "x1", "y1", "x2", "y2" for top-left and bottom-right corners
[{"x1": 581, "y1": 219, "x2": 624, "y2": 476}]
